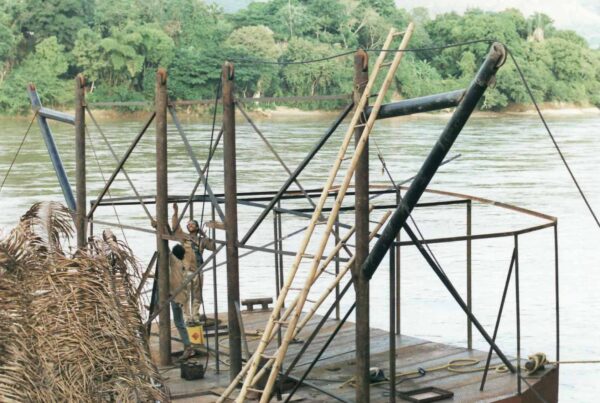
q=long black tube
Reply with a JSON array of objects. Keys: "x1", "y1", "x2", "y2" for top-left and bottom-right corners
[
  {"x1": 365, "y1": 89, "x2": 465, "y2": 120},
  {"x1": 240, "y1": 102, "x2": 354, "y2": 244},
  {"x1": 362, "y1": 42, "x2": 506, "y2": 278}
]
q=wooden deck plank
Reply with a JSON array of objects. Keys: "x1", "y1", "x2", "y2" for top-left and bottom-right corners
[{"x1": 149, "y1": 310, "x2": 556, "y2": 402}]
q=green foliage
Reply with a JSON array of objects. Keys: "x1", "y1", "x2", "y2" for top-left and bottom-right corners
[
  {"x1": 0, "y1": 15, "x2": 16, "y2": 64},
  {"x1": 395, "y1": 55, "x2": 448, "y2": 99},
  {"x1": 0, "y1": 37, "x2": 70, "y2": 113},
  {"x1": 281, "y1": 38, "x2": 352, "y2": 97},
  {"x1": 0, "y1": 0, "x2": 598, "y2": 114},
  {"x1": 8, "y1": 0, "x2": 91, "y2": 50},
  {"x1": 225, "y1": 25, "x2": 281, "y2": 97}
]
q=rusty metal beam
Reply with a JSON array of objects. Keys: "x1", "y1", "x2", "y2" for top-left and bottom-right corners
[
  {"x1": 74, "y1": 75, "x2": 86, "y2": 247},
  {"x1": 155, "y1": 68, "x2": 171, "y2": 366},
  {"x1": 222, "y1": 62, "x2": 242, "y2": 378},
  {"x1": 353, "y1": 48, "x2": 371, "y2": 403},
  {"x1": 365, "y1": 89, "x2": 465, "y2": 120}
]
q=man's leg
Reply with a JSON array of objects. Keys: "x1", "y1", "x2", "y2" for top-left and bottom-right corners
[
  {"x1": 190, "y1": 274, "x2": 203, "y2": 323},
  {"x1": 171, "y1": 302, "x2": 191, "y2": 347}
]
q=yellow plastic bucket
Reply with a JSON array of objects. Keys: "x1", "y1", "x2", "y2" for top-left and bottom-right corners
[{"x1": 187, "y1": 324, "x2": 205, "y2": 345}]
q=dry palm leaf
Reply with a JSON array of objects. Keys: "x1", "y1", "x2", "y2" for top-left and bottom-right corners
[{"x1": 0, "y1": 202, "x2": 168, "y2": 402}]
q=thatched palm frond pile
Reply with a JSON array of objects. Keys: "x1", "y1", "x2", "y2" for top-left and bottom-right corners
[{"x1": 0, "y1": 202, "x2": 168, "y2": 402}]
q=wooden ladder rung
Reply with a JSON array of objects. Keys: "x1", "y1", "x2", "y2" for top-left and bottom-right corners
[
  {"x1": 247, "y1": 387, "x2": 264, "y2": 393},
  {"x1": 381, "y1": 62, "x2": 393, "y2": 67},
  {"x1": 393, "y1": 30, "x2": 406, "y2": 37},
  {"x1": 261, "y1": 354, "x2": 276, "y2": 360},
  {"x1": 275, "y1": 320, "x2": 289, "y2": 326}
]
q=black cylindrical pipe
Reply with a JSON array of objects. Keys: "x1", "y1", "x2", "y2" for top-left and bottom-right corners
[
  {"x1": 75, "y1": 75, "x2": 86, "y2": 248},
  {"x1": 353, "y1": 48, "x2": 371, "y2": 403},
  {"x1": 222, "y1": 62, "x2": 242, "y2": 379},
  {"x1": 361, "y1": 43, "x2": 514, "y2": 371},
  {"x1": 365, "y1": 89, "x2": 465, "y2": 120},
  {"x1": 363, "y1": 42, "x2": 506, "y2": 279},
  {"x1": 155, "y1": 68, "x2": 171, "y2": 366}
]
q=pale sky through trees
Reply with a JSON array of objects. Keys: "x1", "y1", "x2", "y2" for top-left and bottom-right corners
[
  {"x1": 215, "y1": 1, "x2": 599, "y2": 47},
  {"x1": 398, "y1": 0, "x2": 600, "y2": 47}
]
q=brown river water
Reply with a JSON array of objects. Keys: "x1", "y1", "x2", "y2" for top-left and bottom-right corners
[{"x1": 1, "y1": 110, "x2": 599, "y2": 401}]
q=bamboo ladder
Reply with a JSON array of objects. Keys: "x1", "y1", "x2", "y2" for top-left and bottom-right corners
[
  {"x1": 216, "y1": 209, "x2": 392, "y2": 402},
  {"x1": 220, "y1": 23, "x2": 415, "y2": 403}
]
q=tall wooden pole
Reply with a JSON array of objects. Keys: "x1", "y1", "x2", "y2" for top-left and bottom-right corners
[
  {"x1": 222, "y1": 62, "x2": 242, "y2": 378},
  {"x1": 156, "y1": 68, "x2": 171, "y2": 366},
  {"x1": 353, "y1": 48, "x2": 370, "y2": 402},
  {"x1": 74, "y1": 74, "x2": 86, "y2": 248}
]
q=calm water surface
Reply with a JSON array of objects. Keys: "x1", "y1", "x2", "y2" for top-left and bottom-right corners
[{"x1": 1, "y1": 110, "x2": 599, "y2": 401}]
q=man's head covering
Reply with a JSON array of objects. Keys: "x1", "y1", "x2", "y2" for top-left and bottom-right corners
[{"x1": 172, "y1": 244, "x2": 185, "y2": 260}]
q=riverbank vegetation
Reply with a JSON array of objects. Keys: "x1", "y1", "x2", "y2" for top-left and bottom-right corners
[{"x1": 0, "y1": 0, "x2": 598, "y2": 114}]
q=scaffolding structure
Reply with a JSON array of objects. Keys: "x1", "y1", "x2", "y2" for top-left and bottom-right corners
[{"x1": 25, "y1": 32, "x2": 561, "y2": 402}]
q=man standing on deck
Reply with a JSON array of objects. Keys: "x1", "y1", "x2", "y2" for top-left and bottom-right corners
[
  {"x1": 169, "y1": 244, "x2": 196, "y2": 359},
  {"x1": 172, "y1": 202, "x2": 216, "y2": 323}
]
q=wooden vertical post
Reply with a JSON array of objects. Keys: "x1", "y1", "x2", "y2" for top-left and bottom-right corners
[
  {"x1": 75, "y1": 74, "x2": 86, "y2": 248},
  {"x1": 353, "y1": 48, "x2": 370, "y2": 403},
  {"x1": 155, "y1": 68, "x2": 171, "y2": 366},
  {"x1": 223, "y1": 62, "x2": 242, "y2": 379}
]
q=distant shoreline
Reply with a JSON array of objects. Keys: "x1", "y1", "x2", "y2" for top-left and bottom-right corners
[{"x1": 1, "y1": 102, "x2": 598, "y2": 122}]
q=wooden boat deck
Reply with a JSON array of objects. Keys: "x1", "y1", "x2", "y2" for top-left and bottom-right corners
[{"x1": 149, "y1": 309, "x2": 557, "y2": 402}]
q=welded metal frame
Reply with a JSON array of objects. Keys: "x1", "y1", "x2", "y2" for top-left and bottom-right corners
[{"x1": 29, "y1": 39, "x2": 561, "y2": 401}]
